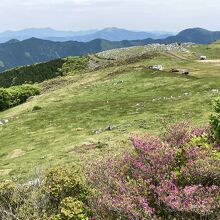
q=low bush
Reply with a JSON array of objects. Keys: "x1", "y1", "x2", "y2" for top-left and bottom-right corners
[
  {"x1": 32, "y1": 105, "x2": 42, "y2": 111},
  {"x1": 87, "y1": 122, "x2": 220, "y2": 220},
  {"x1": 0, "y1": 84, "x2": 40, "y2": 111},
  {"x1": 0, "y1": 167, "x2": 89, "y2": 220}
]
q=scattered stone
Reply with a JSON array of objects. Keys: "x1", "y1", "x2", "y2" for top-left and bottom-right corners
[
  {"x1": 182, "y1": 69, "x2": 189, "y2": 75},
  {"x1": 97, "y1": 43, "x2": 192, "y2": 60},
  {"x1": 94, "y1": 129, "x2": 103, "y2": 134},
  {"x1": 117, "y1": 80, "x2": 124, "y2": 84},
  {"x1": 0, "y1": 118, "x2": 9, "y2": 126},
  {"x1": 106, "y1": 125, "x2": 117, "y2": 131},
  {"x1": 25, "y1": 178, "x2": 41, "y2": 187},
  {"x1": 4, "y1": 119, "x2": 9, "y2": 123},
  {"x1": 211, "y1": 89, "x2": 219, "y2": 94}
]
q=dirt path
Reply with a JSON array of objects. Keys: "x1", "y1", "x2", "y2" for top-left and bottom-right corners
[{"x1": 198, "y1": 59, "x2": 220, "y2": 63}]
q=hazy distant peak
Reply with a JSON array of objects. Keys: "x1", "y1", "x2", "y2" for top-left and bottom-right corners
[
  {"x1": 102, "y1": 27, "x2": 120, "y2": 31},
  {"x1": 5, "y1": 39, "x2": 20, "y2": 44},
  {"x1": 0, "y1": 27, "x2": 173, "y2": 43}
]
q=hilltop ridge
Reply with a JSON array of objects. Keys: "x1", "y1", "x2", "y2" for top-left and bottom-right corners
[{"x1": 0, "y1": 27, "x2": 220, "y2": 72}]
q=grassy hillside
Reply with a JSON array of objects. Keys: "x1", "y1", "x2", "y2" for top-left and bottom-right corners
[
  {"x1": 0, "y1": 43, "x2": 220, "y2": 180},
  {"x1": 190, "y1": 40, "x2": 220, "y2": 59}
]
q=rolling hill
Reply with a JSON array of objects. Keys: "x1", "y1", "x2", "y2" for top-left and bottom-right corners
[
  {"x1": 0, "y1": 42, "x2": 220, "y2": 180},
  {"x1": 160, "y1": 28, "x2": 220, "y2": 44}
]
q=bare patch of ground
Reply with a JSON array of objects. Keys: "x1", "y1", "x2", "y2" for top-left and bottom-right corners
[
  {"x1": 8, "y1": 149, "x2": 25, "y2": 159},
  {"x1": 67, "y1": 142, "x2": 108, "y2": 153},
  {"x1": 198, "y1": 59, "x2": 220, "y2": 63},
  {"x1": 197, "y1": 59, "x2": 220, "y2": 67}
]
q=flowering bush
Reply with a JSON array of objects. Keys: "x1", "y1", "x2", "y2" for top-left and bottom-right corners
[
  {"x1": 87, "y1": 159, "x2": 156, "y2": 219},
  {"x1": 87, "y1": 122, "x2": 220, "y2": 219},
  {"x1": 156, "y1": 180, "x2": 219, "y2": 218}
]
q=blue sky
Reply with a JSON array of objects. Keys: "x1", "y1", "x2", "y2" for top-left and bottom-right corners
[{"x1": 0, "y1": 0, "x2": 219, "y2": 32}]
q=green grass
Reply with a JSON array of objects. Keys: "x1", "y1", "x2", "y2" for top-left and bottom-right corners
[
  {"x1": 0, "y1": 44, "x2": 220, "y2": 180},
  {"x1": 190, "y1": 42, "x2": 220, "y2": 59}
]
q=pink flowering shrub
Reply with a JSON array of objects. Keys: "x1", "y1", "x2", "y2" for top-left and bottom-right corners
[
  {"x1": 87, "y1": 122, "x2": 220, "y2": 219},
  {"x1": 156, "y1": 180, "x2": 219, "y2": 218},
  {"x1": 87, "y1": 159, "x2": 156, "y2": 219},
  {"x1": 163, "y1": 121, "x2": 193, "y2": 147}
]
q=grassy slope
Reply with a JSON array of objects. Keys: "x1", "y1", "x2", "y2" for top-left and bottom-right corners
[{"x1": 0, "y1": 44, "x2": 220, "y2": 180}]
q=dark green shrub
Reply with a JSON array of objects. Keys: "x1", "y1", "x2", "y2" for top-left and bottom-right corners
[
  {"x1": 0, "y1": 89, "x2": 11, "y2": 110},
  {"x1": 32, "y1": 105, "x2": 42, "y2": 111},
  {"x1": 0, "y1": 59, "x2": 65, "y2": 88},
  {"x1": 42, "y1": 167, "x2": 87, "y2": 205},
  {"x1": 59, "y1": 197, "x2": 88, "y2": 220},
  {"x1": 41, "y1": 167, "x2": 89, "y2": 219},
  {"x1": 0, "y1": 84, "x2": 40, "y2": 111},
  {"x1": 0, "y1": 56, "x2": 89, "y2": 88}
]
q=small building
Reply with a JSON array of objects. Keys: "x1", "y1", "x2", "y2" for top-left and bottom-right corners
[{"x1": 200, "y1": 55, "x2": 207, "y2": 60}]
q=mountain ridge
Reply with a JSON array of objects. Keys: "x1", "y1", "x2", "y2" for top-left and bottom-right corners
[
  {"x1": 0, "y1": 27, "x2": 220, "y2": 72},
  {"x1": 0, "y1": 27, "x2": 173, "y2": 43}
]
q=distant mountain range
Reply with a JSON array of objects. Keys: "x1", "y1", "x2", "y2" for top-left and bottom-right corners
[
  {"x1": 0, "y1": 27, "x2": 173, "y2": 43},
  {"x1": 0, "y1": 27, "x2": 220, "y2": 72},
  {"x1": 0, "y1": 38, "x2": 150, "y2": 72},
  {"x1": 159, "y1": 28, "x2": 220, "y2": 44}
]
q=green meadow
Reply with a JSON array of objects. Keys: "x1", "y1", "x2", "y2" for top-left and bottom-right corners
[{"x1": 0, "y1": 43, "x2": 220, "y2": 180}]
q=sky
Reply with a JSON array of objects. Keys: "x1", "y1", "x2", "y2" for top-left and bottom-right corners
[{"x1": 0, "y1": 0, "x2": 220, "y2": 32}]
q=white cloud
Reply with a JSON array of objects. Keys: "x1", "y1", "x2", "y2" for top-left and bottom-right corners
[{"x1": 0, "y1": 0, "x2": 219, "y2": 32}]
